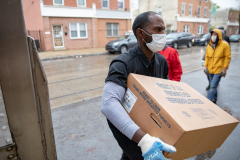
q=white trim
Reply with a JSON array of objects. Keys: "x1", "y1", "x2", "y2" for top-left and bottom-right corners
[
  {"x1": 53, "y1": 0, "x2": 64, "y2": 6},
  {"x1": 52, "y1": 25, "x2": 65, "y2": 48},
  {"x1": 118, "y1": 0, "x2": 124, "y2": 10},
  {"x1": 77, "y1": 0, "x2": 86, "y2": 7},
  {"x1": 198, "y1": 25, "x2": 203, "y2": 34},
  {"x1": 69, "y1": 22, "x2": 88, "y2": 39},
  {"x1": 102, "y1": 0, "x2": 109, "y2": 8},
  {"x1": 177, "y1": 14, "x2": 209, "y2": 23},
  {"x1": 227, "y1": 20, "x2": 239, "y2": 26},
  {"x1": 41, "y1": 2, "x2": 95, "y2": 18},
  {"x1": 189, "y1": 4, "x2": 193, "y2": 16},
  {"x1": 184, "y1": 25, "x2": 190, "y2": 33},
  {"x1": 96, "y1": 9, "x2": 131, "y2": 19}
]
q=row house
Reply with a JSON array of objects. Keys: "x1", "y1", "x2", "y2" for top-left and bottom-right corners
[
  {"x1": 133, "y1": 0, "x2": 211, "y2": 36},
  {"x1": 211, "y1": 8, "x2": 239, "y2": 36},
  {"x1": 22, "y1": 0, "x2": 131, "y2": 51}
]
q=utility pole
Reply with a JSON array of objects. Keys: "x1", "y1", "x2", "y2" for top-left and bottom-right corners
[{"x1": 148, "y1": 0, "x2": 150, "y2": 11}]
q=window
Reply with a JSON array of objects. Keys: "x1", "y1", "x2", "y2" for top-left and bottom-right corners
[
  {"x1": 70, "y1": 23, "x2": 87, "y2": 39},
  {"x1": 198, "y1": 26, "x2": 203, "y2": 34},
  {"x1": 236, "y1": 28, "x2": 239, "y2": 34},
  {"x1": 189, "y1": 5, "x2": 193, "y2": 16},
  {"x1": 233, "y1": 14, "x2": 235, "y2": 20},
  {"x1": 118, "y1": 0, "x2": 124, "y2": 9},
  {"x1": 229, "y1": 27, "x2": 232, "y2": 34},
  {"x1": 102, "y1": 0, "x2": 109, "y2": 8},
  {"x1": 182, "y1": 4, "x2": 186, "y2": 15},
  {"x1": 204, "y1": 7, "x2": 207, "y2": 18},
  {"x1": 53, "y1": 0, "x2": 64, "y2": 5},
  {"x1": 230, "y1": 12, "x2": 232, "y2": 20},
  {"x1": 184, "y1": 25, "x2": 190, "y2": 33},
  {"x1": 198, "y1": 6, "x2": 201, "y2": 17},
  {"x1": 205, "y1": 0, "x2": 208, "y2": 2},
  {"x1": 77, "y1": 0, "x2": 86, "y2": 7},
  {"x1": 158, "y1": 6, "x2": 162, "y2": 16},
  {"x1": 106, "y1": 23, "x2": 119, "y2": 37}
]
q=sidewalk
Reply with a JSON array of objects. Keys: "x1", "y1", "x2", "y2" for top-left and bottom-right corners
[
  {"x1": 39, "y1": 47, "x2": 108, "y2": 61},
  {"x1": 51, "y1": 58, "x2": 240, "y2": 160}
]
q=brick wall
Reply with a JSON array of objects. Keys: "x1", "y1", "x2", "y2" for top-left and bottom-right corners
[
  {"x1": 178, "y1": 21, "x2": 209, "y2": 35},
  {"x1": 178, "y1": 0, "x2": 211, "y2": 18},
  {"x1": 43, "y1": 0, "x2": 130, "y2": 10},
  {"x1": 96, "y1": 18, "x2": 132, "y2": 47}
]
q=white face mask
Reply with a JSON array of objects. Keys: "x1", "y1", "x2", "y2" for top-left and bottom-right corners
[
  {"x1": 211, "y1": 35, "x2": 217, "y2": 42},
  {"x1": 141, "y1": 29, "x2": 166, "y2": 53}
]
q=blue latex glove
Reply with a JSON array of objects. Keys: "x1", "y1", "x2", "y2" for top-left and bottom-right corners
[
  {"x1": 201, "y1": 60, "x2": 205, "y2": 67},
  {"x1": 138, "y1": 134, "x2": 176, "y2": 160}
]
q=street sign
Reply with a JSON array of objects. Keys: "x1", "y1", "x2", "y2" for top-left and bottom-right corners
[{"x1": 211, "y1": 5, "x2": 217, "y2": 14}]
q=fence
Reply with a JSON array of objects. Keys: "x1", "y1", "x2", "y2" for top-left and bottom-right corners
[{"x1": 27, "y1": 30, "x2": 45, "y2": 51}]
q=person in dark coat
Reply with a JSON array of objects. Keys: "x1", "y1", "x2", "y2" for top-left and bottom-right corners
[{"x1": 218, "y1": 26, "x2": 230, "y2": 45}]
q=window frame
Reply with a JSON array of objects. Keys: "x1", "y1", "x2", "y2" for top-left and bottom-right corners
[
  {"x1": 198, "y1": 25, "x2": 203, "y2": 34},
  {"x1": 106, "y1": 23, "x2": 119, "y2": 37},
  {"x1": 204, "y1": 7, "x2": 207, "y2": 18},
  {"x1": 158, "y1": 6, "x2": 162, "y2": 16},
  {"x1": 205, "y1": 0, "x2": 208, "y2": 2},
  {"x1": 118, "y1": 0, "x2": 124, "y2": 9},
  {"x1": 230, "y1": 12, "x2": 232, "y2": 20},
  {"x1": 229, "y1": 27, "x2": 232, "y2": 34},
  {"x1": 184, "y1": 25, "x2": 190, "y2": 33},
  {"x1": 77, "y1": 0, "x2": 86, "y2": 7},
  {"x1": 53, "y1": 0, "x2": 64, "y2": 5},
  {"x1": 102, "y1": 0, "x2": 109, "y2": 8},
  {"x1": 182, "y1": 3, "x2": 186, "y2": 15},
  {"x1": 189, "y1": 4, "x2": 193, "y2": 16},
  {"x1": 69, "y1": 22, "x2": 88, "y2": 39},
  {"x1": 198, "y1": 6, "x2": 201, "y2": 17}
]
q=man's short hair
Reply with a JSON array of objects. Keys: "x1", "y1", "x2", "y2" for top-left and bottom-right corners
[{"x1": 132, "y1": 11, "x2": 158, "y2": 39}]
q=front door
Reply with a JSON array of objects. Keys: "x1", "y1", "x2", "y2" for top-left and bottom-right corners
[{"x1": 53, "y1": 25, "x2": 64, "y2": 49}]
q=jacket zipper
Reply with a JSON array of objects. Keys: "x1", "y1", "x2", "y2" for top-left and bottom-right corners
[{"x1": 209, "y1": 44, "x2": 214, "y2": 73}]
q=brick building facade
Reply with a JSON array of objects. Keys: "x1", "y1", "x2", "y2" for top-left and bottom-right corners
[
  {"x1": 133, "y1": 0, "x2": 211, "y2": 36},
  {"x1": 211, "y1": 8, "x2": 239, "y2": 36},
  {"x1": 22, "y1": 0, "x2": 131, "y2": 51}
]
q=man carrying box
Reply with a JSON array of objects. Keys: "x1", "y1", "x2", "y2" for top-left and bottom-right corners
[{"x1": 101, "y1": 11, "x2": 176, "y2": 159}]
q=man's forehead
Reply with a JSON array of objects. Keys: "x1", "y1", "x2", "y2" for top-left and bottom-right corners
[{"x1": 148, "y1": 13, "x2": 165, "y2": 27}]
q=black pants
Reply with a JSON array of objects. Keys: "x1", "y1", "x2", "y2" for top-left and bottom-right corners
[{"x1": 107, "y1": 119, "x2": 144, "y2": 160}]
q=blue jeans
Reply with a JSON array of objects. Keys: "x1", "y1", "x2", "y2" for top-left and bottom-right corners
[{"x1": 207, "y1": 74, "x2": 222, "y2": 102}]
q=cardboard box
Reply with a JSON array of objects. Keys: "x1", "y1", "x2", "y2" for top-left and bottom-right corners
[{"x1": 121, "y1": 73, "x2": 239, "y2": 160}]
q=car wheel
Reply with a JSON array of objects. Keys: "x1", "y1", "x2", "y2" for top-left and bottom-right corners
[
  {"x1": 204, "y1": 41, "x2": 208, "y2": 46},
  {"x1": 187, "y1": 41, "x2": 192, "y2": 48},
  {"x1": 173, "y1": 42, "x2": 178, "y2": 49},
  {"x1": 109, "y1": 51, "x2": 115, "y2": 54},
  {"x1": 120, "y1": 45, "x2": 128, "y2": 54}
]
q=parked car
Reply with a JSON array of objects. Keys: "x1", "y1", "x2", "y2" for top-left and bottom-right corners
[
  {"x1": 229, "y1": 34, "x2": 240, "y2": 42},
  {"x1": 192, "y1": 33, "x2": 210, "y2": 46},
  {"x1": 105, "y1": 34, "x2": 138, "y2": 54},
  {"x1": 166, "y1": 32, "x2": 193, "y2": 49}
]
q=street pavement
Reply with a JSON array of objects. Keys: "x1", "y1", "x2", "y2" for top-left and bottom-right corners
[
  {"x1": 50, "y1": 44, "x2": 240, "y2": 160},
  {"x1": 42, "y1": 43, "x2": 240, "y2": 108}
]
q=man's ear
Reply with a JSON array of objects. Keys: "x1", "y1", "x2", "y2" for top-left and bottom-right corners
[{"x1": 136, "y1": 28, "x2": 143, "y2": 39}]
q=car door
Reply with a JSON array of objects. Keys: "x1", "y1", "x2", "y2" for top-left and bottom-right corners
[
  {"x1": 178, "y1": 33, "x2": 185, "y2": 45},
  {"x1": 127, "y1": 35, "x2": 138, "y2": 49}
]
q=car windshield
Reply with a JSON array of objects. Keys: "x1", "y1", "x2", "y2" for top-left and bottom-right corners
[
  {"x1": 166, "y1": 33, "x2": 178, "y2": 39},
  {"x1": 116, "y1": 35, "x2": 130, "y2": 41},
  {"x1": 202, "y1": 34, "x2": 209, "y2": 38},
  {"x1": 230, "y1": 35, "x2": 238, "y2": 38}
]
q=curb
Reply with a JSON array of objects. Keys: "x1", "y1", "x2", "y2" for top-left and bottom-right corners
[{"x1": 40, "y1": 51, "x2": 108, "y2": 61}]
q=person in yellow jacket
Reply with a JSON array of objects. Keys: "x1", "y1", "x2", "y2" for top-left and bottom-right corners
[{"x1": 204, "y1": 29, "x2": 231, "y2": 103}]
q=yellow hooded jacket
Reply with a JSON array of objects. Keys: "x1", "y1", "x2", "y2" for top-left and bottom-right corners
[{"x1": 204, "y1": 29, "x2": 231, "y2": 74}]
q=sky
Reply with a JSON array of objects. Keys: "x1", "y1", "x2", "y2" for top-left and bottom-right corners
[{"x1": 212, "y1": 0, "x2": 240, "y2": 9}]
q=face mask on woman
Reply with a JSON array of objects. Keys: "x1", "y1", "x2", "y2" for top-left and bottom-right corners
[
  {"x1": 141, "y1": 29, "x2": 166, "y2": 53},
  {"x1": 211, "y1": 35, "x2": 217, "y2": 43}
]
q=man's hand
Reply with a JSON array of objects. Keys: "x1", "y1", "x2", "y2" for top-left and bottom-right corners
[
  {"x1": 138, "y1": 134, "x2": 176, "y2": 160},
  {"x1": 204, "y1": 66, "x2": 209, "y2": 75},
  {"x1": 219, "y1": 68, "x2": 227, "y2": 77}
]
